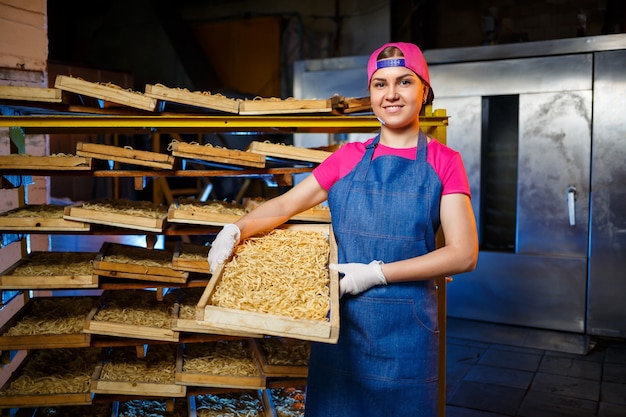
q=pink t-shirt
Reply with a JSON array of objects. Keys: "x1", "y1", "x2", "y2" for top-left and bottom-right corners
[{"x1": 313, "y1": 137, "x2": 471, "y2": 197}]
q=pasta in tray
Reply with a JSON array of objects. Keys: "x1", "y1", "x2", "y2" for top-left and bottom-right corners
[
  {"x1": 100, "y1": 344, "x2": 177, "y2": 384},
  {"x1": 11, "y1": 252, "x2": 95, "y2": 276},
  {"x1": 183, "y1": 340, "x2": 259, "y2": 376},
  {"x1": 211, "y1": 229, "x2": 330, "y2": 321},
  {"x1": 0, "y1": 348, "x2": 100, "y2": 396},
  {"x1": 5, "y1": 297, "x2": 94, "y2": 336},
  {"x1": 93, "y1": 289, "x2": 178, "y2": 329},
  {"x1": 175, "y1": 198, "x2": 247, "y2": 216},
  {"x1": 79, "y1": 199, "x2": 167, "y2": 219}
]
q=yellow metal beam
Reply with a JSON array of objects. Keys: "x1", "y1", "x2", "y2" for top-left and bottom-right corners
[{"x1": 0, "y1": 114, "x2": 447, "y2": 134}]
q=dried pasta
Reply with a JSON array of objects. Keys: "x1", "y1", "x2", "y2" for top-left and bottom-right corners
[
  {"x1": 175, "y1": 198, "x2": 247, "y2": 216},
  {"x1": 178, "y1": 287, "x2": 205, "y2": 320},
  {"x1": 0, "y1": 348, "x2": 99, "y2": 395},
  {"x1": 100, "y1": 344, "x2": 177, "y2": 384},
  {"x1": 103, "y1": 244, "x2": 173, "y2": 268},
  {"x1": 93, "y1": 289, "x2": 177, "y2": 329},
  {"x1": 211, "y1": 229, "x2": 330, "y2": 321},
  {"x1": 79, "y1": 199, "x2": 167, "y2": 219},
  {"x1": 2, "y1": 204, "x2": 65, "y2": 219},
  {"x1": 12, "y1": 252, "x2": 94, "y2": 276},
  {"x1": 5, "y1": 297, "x2": 94, "y2": 336},
  {"x1": 183, "y1": 340, "x2": 259, "y2": 376}
]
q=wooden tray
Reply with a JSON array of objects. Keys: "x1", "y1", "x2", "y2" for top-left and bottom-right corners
[
  {"x1": 0, "y1": 251, "x2": 98, "y2": 290},
  {"x1": 253, "y1": 337, "x2": 310, "y2": 378},
  {"x1": 189, "y1": 390, "x2": 272, "y2": 417},
  {"x1": 175, "y1": 339, "x2": 266, "y2": 390},
  {"x1": 93, "y1": 242, "x2": 188, "y2": 284},
  {"x1": 196, "y1": 224, "x2": 340, "y2": 343},
  {"x1": 170, "y1": 140, "x2": 266, "y2": 168},
  {"x1": 55, "y1": 75, "x2": 157, "y2": 111},
  {"x1": 172, "y1": 242, "x2": 210, "y2": 274},
  {"x1": 239, "y1": 97, "x2": 332, "y2": 115},
  {"x1": 0, "y1": 85, "x2": 63, "y2": 103},
  {"x1": 84, "y1": 289, "x2": 180, "y2": 342},
  {"x1": 247, "y1": 141, "x2": 332, "y2": 164},
  {"x1": 167, "y1": 199, "x2": 245, "y2": 227},
  {"x1": 0, "y1": 155, "x2": 92, "y2": 170},
  {"x1": 145, "y1": 83, "x2": 240, "y2": 114},
  {"x1": 92, "y1": 345, "x2": 185, "y2": 397},
  {"x1": 64, "y1": 200, "x2": 167, "y2": 233},
  {"x1": 0, "y1": 296, "x2": 96, "y2": 350},
  {"x1": 0, "y1": 204, "x2": 90, "y2": 231},
  {"x1": 172, "y1": 288, "x2": 262, "y2": 337},
  {"x1": 0, "y1": 348, "x2": 101, "y2": 409},
  {"x1": 76, "y1": 142, "x2": 174, "y2": 169}
]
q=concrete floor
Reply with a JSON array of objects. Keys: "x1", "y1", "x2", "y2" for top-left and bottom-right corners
[{"x1": 444, "y1": 318, "x2": 626, "y2": 417}]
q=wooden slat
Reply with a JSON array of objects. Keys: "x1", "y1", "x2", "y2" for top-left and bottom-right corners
[
  {"x1": 76, "y1": 142, "x2": 174, "y2": 169},
  {"x1": 63, "y1": 205, "x2": 166, "y2": 233},
  {"x1": 0, "y1": 85, "x2": 62, "y2": 103},
  {"x1": 239, "y1": 98, "x2": 332, "y2": 115},
  {"x1": 144, "y1": 83, "x2": 240, "y2": 114},
  {"x1": 167, "y1": 205, "x2": 242, "y2": 227},
  {"x1": 247, "y1": 141, "x2": 332, "y2": 163},
  {"x1": 171, "y1": 141, "x2": 266, "y2": 168},
  {"x1": 0, "y1": 155, "x2": 92, "y2": 170},
  {"x1": 55, "y1": 75, "x2": 157, "y2": 111},
  {"x1": 91, "y1": 378, "x2": 186, "y2": 397}
]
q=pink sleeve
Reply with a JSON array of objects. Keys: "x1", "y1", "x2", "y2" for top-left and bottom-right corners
[
  {"x1": 312, "y1": 141, "x2": 369, "y2": 191},
  {"x1": 427, "y1": 141, "x2": 472, "y2": 198}
]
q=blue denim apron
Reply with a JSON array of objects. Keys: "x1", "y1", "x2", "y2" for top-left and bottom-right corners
[{"x1": 305, "y1": 131, "x2": 442, "y2": 417}]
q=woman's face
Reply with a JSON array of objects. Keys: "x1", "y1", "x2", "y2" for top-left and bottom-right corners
[{"x1": 369, "y1": 65, "x2": 427, "y2": 129}]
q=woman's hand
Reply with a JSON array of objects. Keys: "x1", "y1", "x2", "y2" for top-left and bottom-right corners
[
  {"x1": 207, "y1": 224, "x2": 240, "y2": 273},
  {"x1": 331, "y1": 261, "x2": 387, "y2": 297}
]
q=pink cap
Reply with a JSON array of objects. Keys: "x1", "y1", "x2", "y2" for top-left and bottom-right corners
[{"x1": 367, "y1": 42, "x2": 431, "y2": 87}]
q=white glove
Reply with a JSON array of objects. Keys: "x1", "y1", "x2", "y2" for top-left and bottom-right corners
[
  {"x1": 331, "y1": 260, "x2": 387, "y2": 297},
  {"x1": 208, "y1": 224, "x2": 240, "y2": 273}
]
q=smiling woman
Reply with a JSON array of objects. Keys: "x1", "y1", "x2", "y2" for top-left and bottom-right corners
[{"x1": 207, "y1": 41, "x2": 478, "y2": 417}]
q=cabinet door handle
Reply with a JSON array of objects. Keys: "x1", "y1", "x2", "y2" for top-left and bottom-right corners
[{"x1": 567, "y1": 185, "x2": 577, "y2": 226}]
